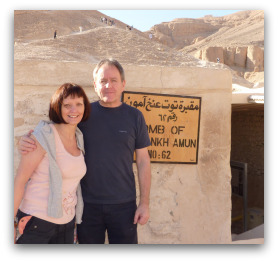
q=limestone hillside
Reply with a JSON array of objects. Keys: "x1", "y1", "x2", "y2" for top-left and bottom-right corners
[
  {"x1": 14, "y1": 10, "x2": 264, "y2": 88},
  {"x1": 148, "y1": 10, "x2": 264, "y2": 86}
]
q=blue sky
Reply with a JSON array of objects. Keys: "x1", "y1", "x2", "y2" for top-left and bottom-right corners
[{"x1": 99, "y1": 10, "x2": 241, "y2": 31}]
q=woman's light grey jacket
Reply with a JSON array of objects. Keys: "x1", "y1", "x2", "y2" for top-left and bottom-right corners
[{"x1": 32, "y1": 120, "x2": 84, "y2": 224}]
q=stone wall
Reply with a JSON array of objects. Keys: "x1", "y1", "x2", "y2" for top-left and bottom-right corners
[
  {"x1": 194, "y1": 46, "x2": 264, "y2": 72},
  {"x1": 14, "y1": 60, "x2": 232, "y2": 244}
]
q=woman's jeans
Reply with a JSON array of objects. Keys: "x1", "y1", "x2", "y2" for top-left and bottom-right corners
[{"x1": 16, "y1": 210, "x2": 75, "y2": 244}]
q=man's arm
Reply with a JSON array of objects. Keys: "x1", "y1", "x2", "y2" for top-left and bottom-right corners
[
  {"x1": 17, "y1": 130, "x2": 37, "y2": 154},
  {"x1": 133, "y1": 147, "x2": 151, "y2": 225}
]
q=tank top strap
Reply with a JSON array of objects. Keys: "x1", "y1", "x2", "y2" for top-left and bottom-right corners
[
  {"x1": 49, "y1": 123, "x2": 65, "y2": 152},
  {"x1": 49, "y1": 123, "x2": 81, "y2": 158}
]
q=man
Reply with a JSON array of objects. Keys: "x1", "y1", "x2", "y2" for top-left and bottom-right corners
[{"x1": 18, "y1": 58, "x2": 151, "y2": 244}]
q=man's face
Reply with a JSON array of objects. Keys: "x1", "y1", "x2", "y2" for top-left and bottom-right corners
[{"x1": 94, "y1": 64, "x2": 126, "y2": 108}]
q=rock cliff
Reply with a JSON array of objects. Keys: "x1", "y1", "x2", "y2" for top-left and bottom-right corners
[
  {"x1": 147, "y1": 10, "x2": 264, "y2": 85},
  {"x1": 14, "y1": 10, "x2": 264, "y2": 87}
]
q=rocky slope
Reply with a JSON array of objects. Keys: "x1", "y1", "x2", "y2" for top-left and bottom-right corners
[
  {"x1": 147, "y1": 10, "x2": 264, "y2": 86},
  {"x1": 14, "y1": 10, "x2": 202, "y2": 66},
  {"x1": 14, "y1": 10, "x2": 264, "y2": 88}
]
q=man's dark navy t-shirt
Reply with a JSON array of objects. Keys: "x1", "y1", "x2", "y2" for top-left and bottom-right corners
[{"x1": 78, "y1": 101, "x2": 151, "y2": 204}]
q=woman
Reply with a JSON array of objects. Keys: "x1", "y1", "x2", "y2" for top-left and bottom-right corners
[{"x1": 14, "y1": 83, "x2": 90, "y2": 244}]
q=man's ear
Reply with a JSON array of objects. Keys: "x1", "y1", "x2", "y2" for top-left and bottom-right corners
[{"x1": 122, "y1": 80, "x2": 126, "y2": 89}]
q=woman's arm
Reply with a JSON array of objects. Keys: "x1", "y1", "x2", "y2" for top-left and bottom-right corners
[{"x1": 14, "y1": 135, "x2": 46, "y2": 218}]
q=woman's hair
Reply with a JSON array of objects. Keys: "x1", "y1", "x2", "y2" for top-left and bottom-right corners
[{"x1": 49, "y1": 83, "x2": 91, "y2": 124}]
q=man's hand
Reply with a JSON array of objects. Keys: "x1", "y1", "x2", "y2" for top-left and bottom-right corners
[
  {"x1": 133, "y1": 203, "x2": 149, "y2": 225},
  {"x1": 18, "y1": 130, "x2": 36, "y2": 155}
]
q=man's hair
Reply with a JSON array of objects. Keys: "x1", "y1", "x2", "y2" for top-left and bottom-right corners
[
  {"x1": 93, "y1": 58, "x2": 125, "y2": 82},
  {"x1": 49, "y1": 83, "x2": 91, "y2": 124}
]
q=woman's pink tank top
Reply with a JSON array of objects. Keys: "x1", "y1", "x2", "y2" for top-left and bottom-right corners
[{"x1": 20, "y1": 124, "x2": 86, "y2": 224}]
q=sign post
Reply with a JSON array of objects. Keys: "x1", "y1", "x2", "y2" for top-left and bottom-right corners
[{"x1": 122, "y1": 91, "x2": 201, "y2": 164}]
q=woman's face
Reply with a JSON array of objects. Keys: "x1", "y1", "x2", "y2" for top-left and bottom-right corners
[{"x1": 61, "y1": 95, "x2": 85, "y2": 125}]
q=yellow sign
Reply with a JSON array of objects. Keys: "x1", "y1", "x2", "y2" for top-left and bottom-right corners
[{"x1": 122, "y1": 92, "x2": 201, "y2": 164}]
